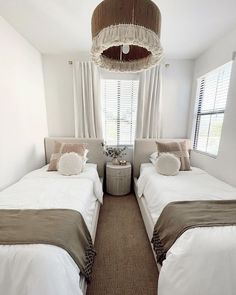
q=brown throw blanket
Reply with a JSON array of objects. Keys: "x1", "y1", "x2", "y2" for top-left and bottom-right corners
[
  {"x1": 152, "y1": 200, "x2": 236, "y2": 264},
  {"x1": 0, "y1": 209, "x2": 95, "y2": 282}
]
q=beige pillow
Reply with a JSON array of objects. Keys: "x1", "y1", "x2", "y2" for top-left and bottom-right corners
[
  {"x1": 47, "y1": 141, "x2": 87, "y2": 171},
  {"x1": 47, "y1": 153, "x2": 61, "y2": 171},
  {"x1": 156, "y1": 141, "x2": 191, "y2": 171},
  {"x1": 60, "y1": 143, "x2": 87, "y2": 155},
  {"x1": 52, "y1": 141, "x2": 63, "y2": 153}
]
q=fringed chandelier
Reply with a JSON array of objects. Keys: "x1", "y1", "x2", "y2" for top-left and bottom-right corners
[{"x1": 91, "y1": 0, "x2": 163, "y2": 72}]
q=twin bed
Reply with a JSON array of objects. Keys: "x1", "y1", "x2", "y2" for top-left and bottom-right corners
[
  {"x1": 134, "y1": 139, "x2": 236, "y2": 295},
  {"x1": 0, "y1": 137, "x2": 104, "y2": 295}
]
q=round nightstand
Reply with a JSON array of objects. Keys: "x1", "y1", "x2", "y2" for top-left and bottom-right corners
[{"x1": 106, "y1": 162, "x2": 132, "y2": 196}]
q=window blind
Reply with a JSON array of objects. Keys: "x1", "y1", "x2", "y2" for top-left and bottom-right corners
[
  {"x1": 101, "y1": 79, "x2": 139, "y2": 146},
  {"x1": 194, "y1": 61, "x2": 232, "y2": 155}
]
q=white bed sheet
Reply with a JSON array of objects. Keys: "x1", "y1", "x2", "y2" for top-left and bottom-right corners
[
  {"x1": 0, "y1": 163, "x2": 103, "y2": 295},
  {"x1": 137, "y1": 163, "x2": 236, "y2": 295}
]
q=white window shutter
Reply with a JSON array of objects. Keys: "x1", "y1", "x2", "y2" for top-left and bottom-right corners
[
  {"x1": 101, "y1": 79, "x2": 139, "y2": 145},
  {"x1": 194, "y1": 61, "x2": 232, "y2": 155}
]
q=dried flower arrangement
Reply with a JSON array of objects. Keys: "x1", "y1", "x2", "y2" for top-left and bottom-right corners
[{"x1": 102, "y1": 143, "x2": 127, "y2": 165}]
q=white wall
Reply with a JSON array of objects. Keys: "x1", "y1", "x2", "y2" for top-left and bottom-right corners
[
  {"x1": 42, "y1": 53, "x2": 89, "y2": 137},
  {"x1": 0, "y1": 16, "x2": 48, "y2": 190},
  {"x1": 43, "y1": 55, "x2": 75, "y2": 137},
  {"x1": 189, "y1": 26, "x2": 236, "y2": 187},
  {"x1": 43, "y1": 55, "x2": 193, "y2": 139},
  {"x1": 161, "y1": 59, "x2": 194, "y2": 138}
]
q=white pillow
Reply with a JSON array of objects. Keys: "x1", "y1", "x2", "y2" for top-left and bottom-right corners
[
  {"x1": 58, "y1": 152, "x2": 84, "y2": 176},
  {"x1": 84, "y1": 149, "x2": 89, "y2": 158},
  {"x1": 155, "y1": 153, "x2": 181, "y2": 176},
  {"x1": 150, "y1": 158, "x2": 157, "y2": 165},
  {"x1": 149, "y1": 152, "x2": 158, "y2": 165},
  {"x1": 82, "y1": 157, "x2": 88, "y2": 171}
]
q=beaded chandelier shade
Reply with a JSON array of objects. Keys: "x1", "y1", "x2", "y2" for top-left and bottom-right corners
[{"x1": 91, "y1": 0, "x2": 163, "y2": 72}]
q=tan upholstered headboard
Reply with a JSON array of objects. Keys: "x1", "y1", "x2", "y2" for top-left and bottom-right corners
[
  {"x1": 133, "y1": 139, "x2": 192, "y2": 178},
  {"x1": 44, "y1": 137, "x2": 105, "y2": 177}
]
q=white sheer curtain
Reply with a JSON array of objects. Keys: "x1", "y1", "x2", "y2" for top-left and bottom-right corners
[
  {"x1": 135, "y1": 65, "x2": 162, "y2": 138},
  {"x1": 73, "y1": 61, "x2": 103, "y2": 138}
]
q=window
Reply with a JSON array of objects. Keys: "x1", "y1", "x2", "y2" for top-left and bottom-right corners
[
  {"x1": 101, "y1": 79, "x2": 139, "y2": 146},
  {"x1": 194, "y1": 61, "x2": 232, "y2": 156}
]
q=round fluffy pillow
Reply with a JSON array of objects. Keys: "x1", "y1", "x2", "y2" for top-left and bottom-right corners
[
  {"x1": 58, "y1": 152, "x2": 83, "y2": 176},
  {"x1": 155, "y1": 153, "x2": 181, "y2": 176}
]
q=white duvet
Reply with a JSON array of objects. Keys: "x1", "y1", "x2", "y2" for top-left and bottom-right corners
[
  {"x1": 0, "y1": 164, "x2": 103, "y2": 295},
  {"x1": 138, "y1": 164, "x2": 236, "y2": 295}
]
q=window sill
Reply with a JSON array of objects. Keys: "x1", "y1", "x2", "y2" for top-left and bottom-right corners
[{"x1": 192, "y1": 149, "x2": 217, "y2": 159}]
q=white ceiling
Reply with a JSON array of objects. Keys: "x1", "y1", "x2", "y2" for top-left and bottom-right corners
[{"x1": 0, "y1": 0, "x2": 236, "y2": 59}]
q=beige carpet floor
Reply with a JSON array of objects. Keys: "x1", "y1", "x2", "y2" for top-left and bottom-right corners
[{"x1": 87, "y1": 194, "x2": 159, "y2": 295}]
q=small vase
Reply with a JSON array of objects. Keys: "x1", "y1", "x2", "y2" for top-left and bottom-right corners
[{"x1": 112, "y1": 158, "x2": 120, "y2": 165}]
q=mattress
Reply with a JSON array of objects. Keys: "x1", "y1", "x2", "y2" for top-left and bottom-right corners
[
  {"x1": 137, "y1": 163, "x2": 236, "y2": 295},
  {"x1": 0, "y1": 163, "x2": 103, "y2": 295}
]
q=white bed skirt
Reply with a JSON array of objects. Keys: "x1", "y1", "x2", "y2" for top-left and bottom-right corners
[{"x1": 134, "y1": 177, "x2": 161, "y2": 272}]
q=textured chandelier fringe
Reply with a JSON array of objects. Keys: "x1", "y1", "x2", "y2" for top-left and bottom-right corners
[{"x1": 91, "y1": 24, "x2": 163, "y2": 72}]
